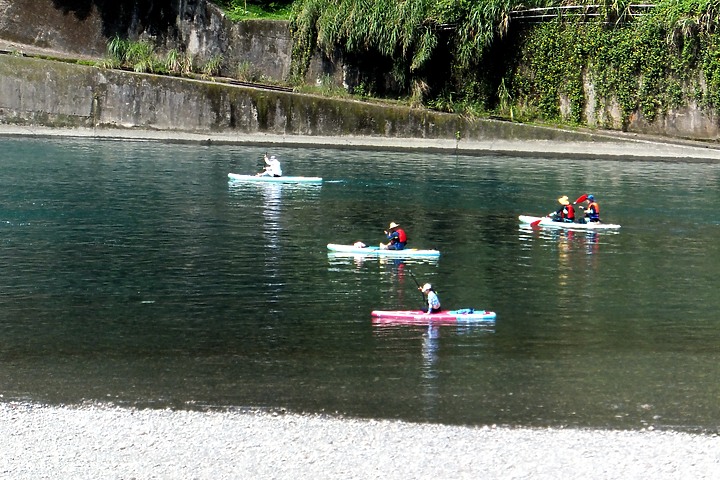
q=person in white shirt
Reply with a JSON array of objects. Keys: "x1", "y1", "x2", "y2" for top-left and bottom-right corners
[
  {"x1": 420, "y1": 283, "x2": 441, "y2": 314},
  {"x1": 257, "y1": 154, "x2": 283, "y2": 177}
]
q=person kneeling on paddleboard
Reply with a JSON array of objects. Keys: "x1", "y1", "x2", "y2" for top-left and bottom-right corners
[
  {"x1": 551, "y1": 195, "x2": 575, "y2": 223},
  {"x1": 257, "y1": 153, "x2": 283, "y2": 177},
  {"x1": 420, "y1": 283, "x2": 441, "y2": 314},
  {"x1": 580, "y1": 194, "x2": 600, "y2": 223},
  {"x1": 381, "y1": 222, "x2": 407, "y2": 250}
]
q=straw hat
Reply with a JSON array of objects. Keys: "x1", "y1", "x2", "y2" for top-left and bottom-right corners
[
  {"x1": 388, "y1": 222, "x2": 400, "y2": 229},
  {"x1": 557, "y1": 195, "x2": 570, "y2": 205}
]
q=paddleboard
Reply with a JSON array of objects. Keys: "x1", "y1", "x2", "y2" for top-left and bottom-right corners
[
  {"x1": 519, "y1": 215, "x2": 621, "y2": 230},
  {"x1": 228, "y1": 173, "x2": 322, "y2": 184},
  {"x1": 371, "y1": 309, "x2": 496, "y2": 325},
  {"x1": 327, "y1": 243, "x2": 440, "y2": 258}
]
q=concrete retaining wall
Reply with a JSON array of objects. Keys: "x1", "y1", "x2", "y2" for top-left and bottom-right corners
[
  {"x1": 0, "y1": 0, "x2": 298, "y2": 82},
  {"x1": 0, "y1": 54, "x2": 599, "y2": 143}
]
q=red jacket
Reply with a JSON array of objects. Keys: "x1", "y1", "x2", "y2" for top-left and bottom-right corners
[{"x1": 561, "y1": 204, "x2": 575, "y2": 220}]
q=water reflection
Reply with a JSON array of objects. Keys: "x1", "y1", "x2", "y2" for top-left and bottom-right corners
[
  {"x1": 422, "y1": 324, "x2": 440, "y2": 416},
  {"x1": 518, "y1": 224, "x2": 617, "y2": 256},
  {"x1": 327, "y1": 254, "x2": 438, "y2": 269},
  {"x1": 259, "y1": 183, "x2": 283, "y2": 250},
  {"x1": 226, "y1": 180, "x2": 321, "y2": 309},
  {"x1": 372, "y1": 321, "x2": 495, "y2": 418}
]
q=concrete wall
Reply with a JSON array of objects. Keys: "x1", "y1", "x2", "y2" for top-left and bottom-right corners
[
  {"x1": 576, "y1": 73, "x2": 720, "y2": 140},
  {"x1": 0, "y1": 54, "x2": 595, "y2": 143},
  {"x1": 0, "y1": 0, "x2": 298, "y2": 81}
]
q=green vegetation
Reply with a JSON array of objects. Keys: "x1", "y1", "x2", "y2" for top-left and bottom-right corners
[
  {"x1": 286, "y1": 0, "x2": 720, "y2": 129},
  {"x1": 508, "y1": 1, "x2": 720, "y2": 127},
  {"x1": 213, "y1": 0, "x2": 293, "y2": 20},
  {"x1": 102, "y1": 35, "x2": 216, "y2": 77},
  {"x1": 289, "y1": 0, "x2": 519, "y2": 95}
]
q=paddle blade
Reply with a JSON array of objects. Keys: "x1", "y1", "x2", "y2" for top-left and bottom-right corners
[
  {"x1": 574, "y1": 194, "x2": 588, "y2": 204},
  {"x1": 530, "y1": 218, "x2": 543, "y2": 227}
]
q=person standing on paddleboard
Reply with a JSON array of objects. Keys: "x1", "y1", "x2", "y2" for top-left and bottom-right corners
[
  {"x1": 381, "y1": 222, "x2": 407, "y2": 250},
  {"x1": 551, "y1": 195, "x2": 575, "y2": 223},
  {"x1": 257, "y1": 153, "x2": 283, "y2": 177},
  {"x1": 581, "y1": 194, "x2": 600, "y2": 223},
  {"x1": 420, "y1": 283, "x2": 441, "y2": 314}
]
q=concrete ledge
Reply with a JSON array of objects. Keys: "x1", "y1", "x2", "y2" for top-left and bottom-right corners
[{"x1": 3, "y1": 124, "x2": 720, "y2": 162}]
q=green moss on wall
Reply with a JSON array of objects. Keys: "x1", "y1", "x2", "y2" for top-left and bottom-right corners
[{"x1": 505, "y1": 15, "x2": 720, "y2": 131}]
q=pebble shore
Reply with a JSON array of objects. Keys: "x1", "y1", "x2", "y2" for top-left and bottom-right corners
[{"x1": 2, "y1": 402, "x2": 719, "y2": 479}]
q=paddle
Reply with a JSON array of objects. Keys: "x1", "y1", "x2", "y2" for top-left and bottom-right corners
[
  {"x1": 530, "y1": 211, "x2": 556, "y2": 227},
  {"x1": 407, "y1": 270, "x2": 427, "y2": 309},
  {"x1": 255, "y1": 152, "x2": 268, "y2": 176},
  {"x1": 530, "y1": 194, "x2": 589, "y2": 227},
  {"x1": 530, "y1": 216, "x2": 548, "y2": 227}
]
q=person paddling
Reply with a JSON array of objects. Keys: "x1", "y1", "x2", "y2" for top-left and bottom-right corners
[
  {"x1": 551, "y1": 195, "x2": 575, "y2": 223},
  {"x1": 419, "y1": 283, "x2": 441, "y2": 314},
  {"x1": 581, "y1": 194, "x2": 600, "y2": 222},
  {"x1": 381, "y1": 222, "x2": 407, "y2": 250},
  {"x1": 257, "y1": 153, "x2": 282, "y2": 177}
]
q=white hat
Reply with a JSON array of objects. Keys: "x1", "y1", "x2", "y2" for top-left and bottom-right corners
[
  {"x1": 421, "y1": 283, "x2": 432, "y2": 292},
  {"x1": 388, "y1": 222, "x2": 400, "y2": 229}
]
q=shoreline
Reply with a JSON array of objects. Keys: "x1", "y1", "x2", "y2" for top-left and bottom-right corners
[
  {"x1": 3, "y1": 124, "x2": 720, "y2": 161},
  {"x1": 2, "y1": 401, "x2": 719, "y2": 479}
]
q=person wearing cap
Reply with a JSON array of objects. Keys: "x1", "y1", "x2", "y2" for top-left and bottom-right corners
[
  {"x1": 551, "y1": 195, "x2": 575, "y2": 223},
  {"x1": 381, "y1": 222, "x2": 407, "y2": 250},
  {"x1": 582, "y1": 194, "x2": 600, "y2": 222},
  {"x1": 419, "y1": 283, "x2": 441, "y2": 314},
  {"x1": 257, "y1": 153, "x2": 283, "y2": 177}
]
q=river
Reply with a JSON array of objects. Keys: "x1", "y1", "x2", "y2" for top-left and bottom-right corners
[{"x1": 0, "y1": 135, "x2": 719, "y2": 432}]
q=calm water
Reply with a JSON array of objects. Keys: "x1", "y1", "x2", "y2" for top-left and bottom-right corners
[{"x1": 1, "y1": 136, "x2": 720, "y2": 432}]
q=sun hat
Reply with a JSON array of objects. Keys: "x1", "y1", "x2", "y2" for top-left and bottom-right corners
[
  {"x1": 421, "y1": 283, "x2": 432, "y2": 292},
  {"x1": 557, "y1": 195, "x2": 569, "y2": 205},
  {"x1": 388, "y1": 222, "x2": 400, "y2": 229}
]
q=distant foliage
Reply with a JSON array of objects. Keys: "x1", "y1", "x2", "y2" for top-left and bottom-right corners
[
  {"x1": 507, "y1": 1, "x2": 720, "y2": 127},
  {"x1": 213, "y1": 0, "x2": 293, "y2": 20},
  {"x1": 288, "y1": 0, "x2": 555, "y2": 102},
  {"x1": 287, "y1": 0, "x2": 720, "y2": 127}
]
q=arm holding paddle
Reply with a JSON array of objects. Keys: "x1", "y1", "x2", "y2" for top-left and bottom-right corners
[{"x1": 257, "y1": 153, "x2": 283, "y2": 177}]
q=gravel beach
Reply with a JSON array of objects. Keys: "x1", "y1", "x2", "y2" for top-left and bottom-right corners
[
  {"x1": 1, "y1": 402, "x2": 719, "y2": 479},
  {"x1": 3, "y1": 126, "x2": 720, "y2": 478}
]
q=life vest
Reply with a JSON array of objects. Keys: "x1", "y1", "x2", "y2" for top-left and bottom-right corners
[
  {"x1": 586, "y1": 202, "x2": 599, "y2": 220},
  {"x1": 563, "y1": 204, "x2": 575, "y2": 220},
  {"x1": 396, "y1": 228, "x2": 407, "y2": 243}
]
